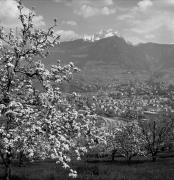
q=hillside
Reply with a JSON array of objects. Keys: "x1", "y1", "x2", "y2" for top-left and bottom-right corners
[{"x1": 43, "y1": 35, "x2": 174, "y2": 85}]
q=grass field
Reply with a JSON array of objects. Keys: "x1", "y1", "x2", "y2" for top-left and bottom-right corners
[{"x1": 1, "y1": 153, "x2": 174, "y2": 180}]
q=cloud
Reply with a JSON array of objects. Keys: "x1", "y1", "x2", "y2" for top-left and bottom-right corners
[
  {"x1": 54, "y1": 0, "x2": 63, "y2": 2},
  {"x1": 102, "y1": 0, "x2": 114, "y2": 6},
  {"x1": 159, "y1": 0, "x2": 174, "y2": 6},
  {"x1": 55, "y1": 0, "x2": 116, "y2": 18},
  {"x1": 116, "y1": 0, "x2": 174, "y2": 44},
  {"x1": 74, "y1": 4, "x2": 116, "y2": 18},
  {"x1": 84, "y1": 0, "x2": 114, "y2": 6},
  {"x1": 54, "y1": 0, "x2": 114, "y2": 6},
  {"x1": 102, "y1": 6, "x2": 116, "y2": 15},
  {"x1": 56, "y1": 30, "x2": 81, "y2": 41},
  {"x1": 137, "y1": 0, "x2": 153, "y2": 11},
  {"x1": 0, "y1": 0, "x2": 45, "y2": 28},
  {"x1": 32, "y1": 15, "x2": 45, "y2": 27},
  {"x1": 61, "y1": 20, "x2": 77, "y2": 26}
]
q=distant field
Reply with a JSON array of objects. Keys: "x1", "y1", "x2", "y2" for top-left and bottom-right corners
[{"x1": 1, "y1": 153, "x2": 174, "y2": 180}]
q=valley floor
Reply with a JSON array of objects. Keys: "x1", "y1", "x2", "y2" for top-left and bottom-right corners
[{"x1": 1, "y1": 152, "x2": 174, "y2": 180}]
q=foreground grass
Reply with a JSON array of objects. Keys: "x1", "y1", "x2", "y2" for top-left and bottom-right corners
[{"x1": 1, "y1": 156, "x2": 174, "y2": 180}]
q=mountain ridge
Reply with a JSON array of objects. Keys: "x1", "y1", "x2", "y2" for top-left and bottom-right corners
[{"x1": 44, "y1": 35, "x2": 174, "y2": 85}]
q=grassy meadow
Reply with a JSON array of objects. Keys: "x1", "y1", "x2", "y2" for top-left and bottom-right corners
[{"x1": 1, "y1": 152, "x2": 174, "y2": 180}]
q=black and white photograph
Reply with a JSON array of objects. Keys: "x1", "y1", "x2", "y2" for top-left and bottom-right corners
[{"x1": 0, "y1": 0, "x2": 174, "y2": 180}]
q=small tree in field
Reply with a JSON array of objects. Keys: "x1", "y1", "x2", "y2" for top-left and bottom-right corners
[
  {"x1": 0, "y1": 1, "x2": 99, "y2": 179},
  {"x1": 106, "y1": 121, "x2": 146, "y2": 162},
  {"x1": 139, "y1": 113, "x2": 174, "y2": 162}
]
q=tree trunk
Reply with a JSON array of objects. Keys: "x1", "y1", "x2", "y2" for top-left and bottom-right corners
[
  {"x1": 3, "y1": 151, "x2": 12, "y2": 180},
  {"x1": 152, "y1": 156, "x2": 156, "y2": 162},
  {"x1": 5, "y1": 164, "x2": 11, "y2": 180},
  {"x1": 111, "y1": 150, "x2": 116, "y2": 161},
  {"x1": 18, "y1": 151, "x2": 24, "y2": 167},
  {"x1": 127, "y1": 156, "x2": 132, "y2": 164},
  {"x1": 128, "y1": 156, "x2": 132, "y2": 161}
]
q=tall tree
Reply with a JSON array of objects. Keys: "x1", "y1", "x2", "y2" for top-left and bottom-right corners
[{"x1": 0, "y1": 1, "x2": 98, "y2": 179}]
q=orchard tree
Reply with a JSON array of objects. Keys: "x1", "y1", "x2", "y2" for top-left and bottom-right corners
[
  {"x1": 106, "y1": 121, "x2": 146, "y2": 162},
  {"x1": 139, "y1": 112, "x2": 174, "y2": 162},
  {"x1": 0, "y1": 1, "x2": 99, "y2": 180}
]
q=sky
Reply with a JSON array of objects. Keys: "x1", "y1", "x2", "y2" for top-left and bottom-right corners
[{"x1": 0, "y1": 0, "x2": 174, "y2": 44}]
